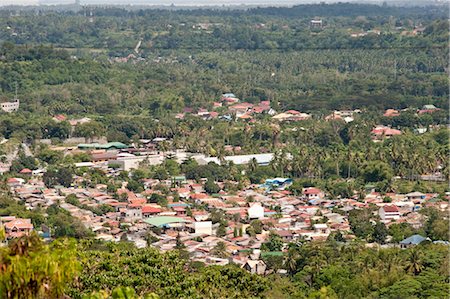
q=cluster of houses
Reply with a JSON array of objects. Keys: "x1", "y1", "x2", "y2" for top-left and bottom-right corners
[
  {"x1": 175, "y1": 93, "x2": 315, "y2": 122},
  {"x1": 3, "y1": 164, "x2": 448, "y2": 272},
  {"x1": 383, "y1": 105, "x2": 441, "y2": 117}
]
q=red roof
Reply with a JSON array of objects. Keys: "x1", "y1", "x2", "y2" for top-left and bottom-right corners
[
  {"x1": 54, "y1": 114, "x2": 67, "y2": 121},
  {"x1": 418, "y1": 109, "x2": 440, "y2": 115},
  {"x1": 239, "y1": 113, "x2": 253, "y2": 119},
  {"x1": 142, "y1": 206, "x2": 162, "y2": 214},
  {"x1": 383, "y1": 205, "x2": 399, "y2": 212},
  {"x1": 19, "y1": 168, "x2": 32, "y2": 174},
  {"x1": 172, "y1": 206, "x2": 186, "y2": 211},
  {"x1": 130, "y1": 198, "x2": 147, "y2": 205},
  {"x1": 190, "y1": 193, "x2": 208, "y2": 200},
  {"x1": 209, "y1": 111, "x2": 219, "y2": 118},
  {"x1": 109, "y1": 202, "x2": 127, "y2": 207},
  {"x1": 5, "y1": 219, "x2": 33, "y2": 230},
  {"x1": 371, "y1": 126, "x2": 402, "y2": 136},
  {"x1": 286, "y1": 110, "x2": 301, "y2": 115},
  {"x1": 222, "y1": 97, "x2": 239, "y2": 103},
  {"x1": 383, "y1": 109, "x2": 400, "y2": 117}
]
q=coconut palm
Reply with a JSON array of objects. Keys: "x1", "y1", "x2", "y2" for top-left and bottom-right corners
[{"x1": 405, "y1": 249, "x2": 424, "y2": 275}]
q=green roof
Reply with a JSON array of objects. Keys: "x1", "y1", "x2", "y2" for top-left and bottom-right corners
[
  {"x1": 144, "y1": 216, "x2": 191, "y2": 227},
  {"x1": 261, "y1": 251, "x2": 284, "y2": 257},
  {"x1": 78, "y1": 142, "x2": 128, "y2": 150}
]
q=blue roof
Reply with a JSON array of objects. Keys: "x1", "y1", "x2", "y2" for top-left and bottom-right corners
[
  {"x1": 400, "y1": 234, "x2": 427, "y2": 245},
  {"x1": 265, "y1": 178, "x2": 293, "y2": 185}
]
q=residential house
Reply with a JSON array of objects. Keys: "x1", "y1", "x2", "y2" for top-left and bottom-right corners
[
  {"x1": 242, "y1": 260, "x2": 266, "y2": 275},
  {"x1": 303, "y1": 188, "x2": 324, "y2": 201},
  {"x1": 383, "y1": 109, "x2": 400, "y2": 117},
  {"x1": 371, "y1": 126, "x2": 402, "y2": 140},
  {"x1": 313, "y1": 223, "x2": 330, "y2": 234},
  {"x1": 272, "y1": 110, "x2": 311, "y2": 122},
  {"x1": 229, "y1": 103, "x2": 253, "y2": 118},
  {"x1": 379, "y1": 205, "x2": 400, "y2": 221},
  {"x1": 310, "y1": 19, "x2": 323, "y2": 29},
  {"x1": 1, "y1": 99, "x2": 19, "y2": 113},
  {"x1": 142, "y1": 206, "x2": 161, "y2": 218},
  {"x1": 194, "y1": 221, "x2": 213, "y2": 235},
  {"x1": 325, "y1": 110, "x2": 360, "y2": 123},
  {"x1": 122, "y1": 206, "x2": 142, "y2": 221},
  {"x1": 405, "y1": 192, "x2": 426, "y2": 203},
  {"x1": 400, "y1": 234, "x2": 427, "y2": 248},
  {"x1": 418, "y1": 104, "x2": 439, "y2": 115},
  {"x1": 4, "y1": 218, "x2": 33, "y2": 238},
  {"x1": 248, "y1": 202, "x2": 264, "y2": 219}
]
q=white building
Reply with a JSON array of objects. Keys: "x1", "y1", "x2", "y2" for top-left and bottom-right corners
[
  {"x1": 313, "y1": 223, "x2": 330, "y2": 234},
  {"x1": 248, "y1": 202, "x2": 264, "y2": 219},
  {"x1": 379, "y1": 205, "x2": 400, "y2": 221},
  {"x1": 194, "y1": 221, "x2": 213, "y2": 235},
  {"x1": 1, "y1": 99, "x2": 19, "y2": 113},
  {"x1": 303, "y1": 188, "x2": 324, "y2": 201},
  {"x1": 122, "y1": 207, "x2": 142, "y2": 221}
]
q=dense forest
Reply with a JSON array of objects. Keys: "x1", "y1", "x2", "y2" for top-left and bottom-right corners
[{"x1": 0, "y1": 3, "x2": 448, "y2": 116}]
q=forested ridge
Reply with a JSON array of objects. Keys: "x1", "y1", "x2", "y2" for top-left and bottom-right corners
[{"x1": 0, "y1": 3, "x2": 447, "y2": 118}]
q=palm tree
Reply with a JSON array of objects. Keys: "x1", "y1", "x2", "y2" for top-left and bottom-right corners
[
  {"x1": 248, "y1": 158, "x2": 258, "y2": 173},
  {"x1": 0, "y1": 226, "x2": 6, "y2": 244},
  {"x1": 405, "y1": 249, "x2": 424, "y2": 275},
  {"x1": 211, "y1": 241, "x2": 229, "y2": 258},
  {"x1": 284, "y1": 247, "x2": 299, "y2": 275}
]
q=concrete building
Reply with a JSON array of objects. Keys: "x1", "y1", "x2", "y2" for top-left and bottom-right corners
[
  {"x1": 379, "y1": 205, "x2": 400, "y2": 221},
  {"x1": 310, "y1": 19, "x2": 323, "y2": 29},
  {"x1": 194, "y1": 221, "x2": 213, "y2": 235},
  {"x1": 248, "y1": 202, "x2": 264, "y2": 219},
  {"x1": 1, "y1": 99, "x2": 19, "y2": 113}
]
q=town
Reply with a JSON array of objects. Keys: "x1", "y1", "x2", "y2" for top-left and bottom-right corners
[
  {"x1": 1, "y1": 92, "x2": 447, "y2": 276},
  {"x1": 0, "y1": 2, "x2": 448, "y2": 298}
]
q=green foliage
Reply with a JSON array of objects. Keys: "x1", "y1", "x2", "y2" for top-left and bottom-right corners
[
  {"x1": 371, "y1": 221, "x2": 388, "y2": 244},
  {"x1": 204, "y1": 178, "x2": 220, "y2": 194},
  {"x1": 421, "y1": 207, "x2": 449, "y2": 241},
  {"x1": 388, "y1": 223, "x2": 417, "y2": 243},
  {"x1": 348, "y1": 209, "x2": 375, "y2": 239},
  {"x1": 43, "y1": 167, "x2": 74, "y2": 188},
  {"x1": 261, "y1": 232, "x2": 284, "y2": 252},
  {"x1": 361, "y1": 161, "x2": 393, "y2": 183},
  {"x1": 10, "y1": 153, "x2": 37, "y2": 173},
  {"x1": 0, "y1": 234, "x2": 80, "y2": 299},
  {"x1": 71, "y1": 243, "x2": 269, "y2": 299},
  {"x1": 211, "y1": 241, "x2": 229, "y2": 258},
  {"x1": 148, "y1": 193, "x2": 167, "y2": 207},
  {"x1": 47, "y1": 204, "x2": 94, "y2": 238}
]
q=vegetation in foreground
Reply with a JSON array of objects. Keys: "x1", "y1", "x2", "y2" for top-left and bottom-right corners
[{"x1": 0, "y1": 233, "x2": 448, "y2": 299}]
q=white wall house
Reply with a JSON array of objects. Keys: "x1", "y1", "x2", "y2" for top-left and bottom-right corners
[
  {"x1": 248, "y1": 202, "x2": 264, "y2": 219},
  {"x1": 194, "y1": 221, "x2": 213, "y2": 235},
  {"x1": 379, "y1": 205, "x2": 400, "y2": 221},
  {"x1": 1, "y1": 99, "x2": 19, "y2": 113}
]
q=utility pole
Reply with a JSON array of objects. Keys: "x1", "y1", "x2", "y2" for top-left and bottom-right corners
[{"x1": 393, "y1": 58, "x2": 397, "y2": 81}]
